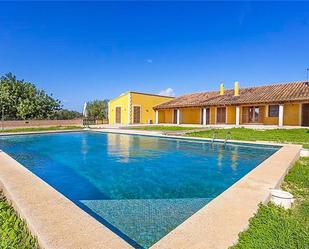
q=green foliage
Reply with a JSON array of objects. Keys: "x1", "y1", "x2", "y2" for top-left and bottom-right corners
[
  {"x1": 54, "y1": 109, "x2": 82, "y2": 120},
  {"x1": 284, "y1": 157, "x2": 309, "y2": 199},
  {"x1": 188, "y1": 128, "x2": 309, "y2": 148},
  {"x1": 0, "y1": 73, "x2": 61, "y2": 120},
  {"x1": 231, "y1": 157, "x2": 309, "y2": 249},
  {"x1": 284, "y1": 157, "x2": 309, "y2": 228},
  {"x1": 0, "y1": 126, "x2": 82, "y2": 133},
  {"x1": 232, "y1": 203, "x2": 309, "y2": 249},
  {"x1": 0, "y1": 194, "x2": 39, "y2": 249},
  {"x1": 86, "y1": 100, "x2": 108, "y2": 119}
]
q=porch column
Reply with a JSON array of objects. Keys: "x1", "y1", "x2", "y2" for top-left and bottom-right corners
[
  {"x1": 202, "y1": 108, "x2": 207, "y2": 125},
  {"x1": 155, "y1": 110, "x2": 159, "y2": 124},
  {"x1": 279, "y1": 104, "x2": 284, "y2": 127},
  {"x1": 236, "y1": 106, "x2": 240, "y2": 126},
  {"x1": 177, "y1": 109, "x2": 180, "y2": 125}
]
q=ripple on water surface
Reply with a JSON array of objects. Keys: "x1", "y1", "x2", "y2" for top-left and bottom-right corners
[{"x1": 0, "y1": 132, "x2": 279, "y2": 248}]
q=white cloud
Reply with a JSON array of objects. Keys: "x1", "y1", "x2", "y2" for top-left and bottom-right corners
[
  {"x1": 145, "y1": 59, "x2": 153, "y2": 63},
  {"x1": 159, "y1": 88, "x2": 175, "y2": 97}
]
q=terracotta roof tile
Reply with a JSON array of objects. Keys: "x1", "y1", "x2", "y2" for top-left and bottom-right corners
[{"x1": 154, "y1": 81, "x2": 309, "y2": 109}]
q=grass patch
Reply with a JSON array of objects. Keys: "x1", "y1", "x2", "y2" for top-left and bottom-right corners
[
  {"x1": 130, "y1": 125, "x2": 198, "y2": 131},
  {"x1": 187, "y1": 128, "x2": 309, "y2": 148},
  {"x1": 0, "y1": 194, "x2": 39, "y2": 248},
  {"x1": 231, "y1": 157, "x2": 309, "y2": 249},
  {"x1": 0, "y1": 126, "x2": 82, "y2": 133}
]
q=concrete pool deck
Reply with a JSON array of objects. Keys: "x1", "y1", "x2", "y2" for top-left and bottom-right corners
[{"x1": 0, "y1": 129, "x2": 302, "y2": 249}]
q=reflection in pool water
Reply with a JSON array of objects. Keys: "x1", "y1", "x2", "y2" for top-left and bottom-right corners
[{"x1": 0, "y1": 132, "x2": 279, "y2": 248}]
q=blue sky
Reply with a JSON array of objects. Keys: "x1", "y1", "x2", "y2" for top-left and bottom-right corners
[{"x1": 1, "y1": 1, "x2": 309, "y2": 111}]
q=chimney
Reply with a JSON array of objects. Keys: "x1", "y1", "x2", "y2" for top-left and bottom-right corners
[
  {"x1": 234, "y1": 81, "x2": 240, "y2": 96},
  {"x1": 220, "y1": 83, "x2": 224, "y2": 95}
]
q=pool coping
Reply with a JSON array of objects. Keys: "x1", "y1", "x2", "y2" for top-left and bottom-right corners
[
  {"x1": 0, "y1": 151, "x2": 133, "y2": 249},
  {"x1": 0, "y1": 129, "x2": 302, "y2": 249}
]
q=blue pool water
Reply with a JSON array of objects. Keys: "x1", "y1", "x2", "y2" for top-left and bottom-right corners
[{"x1": 0, "y1": 132, "x2": 279, "y2": 248}]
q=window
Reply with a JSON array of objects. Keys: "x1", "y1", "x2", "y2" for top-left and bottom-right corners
[{"x1": 268, "y1": 105, "x2": 279, "y2": 117}]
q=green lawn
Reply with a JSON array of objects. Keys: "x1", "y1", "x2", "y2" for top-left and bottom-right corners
[
  {"x1": 0, "y1": 125, "x2": 82, "y2": 133},
  {"x1": 187, "y1": 128, "x2": 309, "y2": 148},
  {"x1": 231, "y1": 157, "x2": 309, "y2": 249},
  {"x1": 130, "y1": 125, "x2": 198, "y2": 131},
  {"x1": 0, "y1": 194, "x2": 38, "y2": 249}
]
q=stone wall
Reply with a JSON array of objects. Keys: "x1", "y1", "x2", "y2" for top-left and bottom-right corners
[{"x1": 0, "y1": 119, "x2": 83, "y2": 129}]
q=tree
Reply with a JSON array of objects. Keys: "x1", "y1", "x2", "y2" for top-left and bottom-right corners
[
  {"x1": 0, "y1": 73, "x2": 61, "y2": 120},
  {"x1": 86, "y1": 100, "x2": 109, "y2": 120},
  {"x1": 54, "y1": 109, "x2": 83, "y2": 120}
]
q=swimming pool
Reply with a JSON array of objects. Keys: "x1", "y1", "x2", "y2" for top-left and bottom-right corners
[{"x1": 0, "y1": 131, "x2": 279, "y2": 248}]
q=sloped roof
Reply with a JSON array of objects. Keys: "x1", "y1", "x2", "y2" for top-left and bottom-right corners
[{"x1": 154, "y1": 81, "x2": 309, "y2": 109}]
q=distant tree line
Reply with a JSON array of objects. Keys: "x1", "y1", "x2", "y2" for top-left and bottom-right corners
[{"x1": 0, "y1": 73, "x2": 82, "y2": 120}]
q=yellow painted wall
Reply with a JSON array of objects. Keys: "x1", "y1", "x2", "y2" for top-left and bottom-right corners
[
  {"x1": 263, "y1": 105, "x2": 279, "y2": 125},
  {"x1": 264, "y1": 117, "x2": 278, "y2": 125},
  {"x1": 284, "y1": 103, "x2": 300, "y2": 126},
  {"x1": 131, "y1": 93, "x2": 173, "y2": 124},
  {"x1": 158, "y1": 110, "x2": 165, "y2": 123},
  {"x1": 263, "y1": 104, "x2": 301, "y2": 126},
  {"x1": 108, "y1": 93, "x2": 129, "y2": 125},
  {"x1": 240, "y1": 105, "x2": 266, "y2": 124},
  {"x1": 180, "y1": 108, "x2": 201, "y2": 124},
  {"x1": 227, "y1": 106, "x2": 236, "y2": 124},
  {"x1": 165, "y1": 109, "x2": 173, "y2": 123},
  {"x1": 158, "y1": 109, "x2": 173, "y2": 123},
  {"x1": 238, "y1": 104, "x2": 300, "y2": 126},
  {"x1": 210, "y1": 107, "x2": 216, "y2": 124},
  {"x1": 154, "y1": 102, "x2": 301, "y2": 126}
]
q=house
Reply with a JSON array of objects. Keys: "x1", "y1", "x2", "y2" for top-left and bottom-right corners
[
  {"x1": 108, "y1": 91, "x2": 174, "y2": 125},
  {"x1": 153, "y1": 81, "x2": 309, "y2": 127}
]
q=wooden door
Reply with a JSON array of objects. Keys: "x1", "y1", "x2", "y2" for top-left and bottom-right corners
[
  {"x1": 173, "y1": 109, "x2": 178, "y2": 124},
  {"x1": 115, "y1": 107, "x2": 121, "y2": 124},
  {"x1": 302, "y1": 103, "x2": 309, "y2": 127},
  {"x1": 133, "y1": 106, "x2": 141, "y2": 124},
  {"x1": 206, "y1": 108, "x2": 210, "y2": 124},
  {"x1": 216, "y1": 107, "x2": 226, "y2": 124}
]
